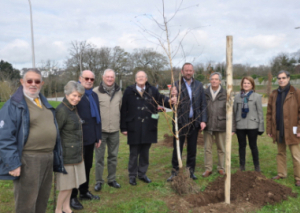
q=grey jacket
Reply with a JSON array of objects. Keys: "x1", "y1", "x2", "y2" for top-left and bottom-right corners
[
  {"x1": 204, "y1": 86, "x2": 236, "y2": 132},
  {"x1": 233, "y1": 92, "x2": 264, "y2": 132}
]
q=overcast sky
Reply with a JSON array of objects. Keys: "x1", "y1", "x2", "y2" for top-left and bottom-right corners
[{"x1": 0, "y1": 0, "x2": 299, "y2": 70}]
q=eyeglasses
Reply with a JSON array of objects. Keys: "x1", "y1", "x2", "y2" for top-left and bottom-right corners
[
  {"x1": 81, "y1": 76, "x2": 95, "y2": 82},
  {"x1": 27, "y1": 79, "x2": 41, "y2": 84},
  {"x1": 277, "y1": 77, "x2": 287, "y2": 80}
]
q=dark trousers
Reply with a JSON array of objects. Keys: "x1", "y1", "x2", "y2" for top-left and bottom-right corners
[
  {"x1": 71, "y1": 143, "x2": 95, "y2": 198},
  {"x1": 128, "y1": 143, "x2": 152, "y2": 178},
  {"x1": 236, "y1": 129, "x2": 259, "y2": 167},
  {"x1": 14, "y1": 152, "x2": 53, "y2": 213},
  {"x1": 171, "y1": 123, "x2": 200, "y2": 171}
]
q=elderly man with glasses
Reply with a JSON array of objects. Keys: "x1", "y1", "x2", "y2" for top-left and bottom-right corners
[
  {"x1": 0, "y1": 68, "x2": 66, "y2": 213},
  {"x1": 70, "y1": 70, "x2": 102, "y2": 210}
]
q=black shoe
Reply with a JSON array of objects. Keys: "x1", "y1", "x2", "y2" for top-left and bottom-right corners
[
  {"x1": 80, "y1": 191, "x2": 100, "y2": 200},
  {"x1": 138, "y1": 176, "x2": 152, "y2": 183},
  {"x1": 167, "y1": 171, "x2": 177, "y2": 182},
  {"x1": 108, "y1": 181, "x2": 121, "y2": 188},
  {"x1": 190, "y1": 171, "x2": 198, "y2": 180},
  {"x1": 94, "y1": 182, "x2": 103, "y2": 191},
  {"x1": 255, "y1": 165, "x2": 261, "y2": 172},
  {"x1": 129, "y1": 177, "x2": 137, "y2": 186},
  {"x1": 240, "y1": 165, "x2": 245, "y2": 171},
  {"x1": 70, "y1": 197, "x2": 83, "y2": 210}
]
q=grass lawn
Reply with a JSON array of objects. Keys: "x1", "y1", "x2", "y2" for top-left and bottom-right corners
[{"x1": 1, "y1": 105, "x2": 300, "y2": 212}]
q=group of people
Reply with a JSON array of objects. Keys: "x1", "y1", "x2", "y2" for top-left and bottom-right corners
[{"x1": 0, "y1": 63, "x2": 300, "y2": 213}]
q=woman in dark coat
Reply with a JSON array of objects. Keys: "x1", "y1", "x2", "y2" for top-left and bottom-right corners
[
  {"x1": 55, "y1": 81, "x2": 85, "y2": 213},
  {"x1": 120, "y1": 71, "x2": 175, "y2": 185}
]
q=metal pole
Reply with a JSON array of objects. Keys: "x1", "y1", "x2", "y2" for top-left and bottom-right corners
[{"x1": 28, "y1": 0, "x2": 35, "y2": 68}]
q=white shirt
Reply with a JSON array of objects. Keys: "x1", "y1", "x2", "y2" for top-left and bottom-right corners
[{"x1": 23, "y1": 92, "x2": 41, "y2": 106}]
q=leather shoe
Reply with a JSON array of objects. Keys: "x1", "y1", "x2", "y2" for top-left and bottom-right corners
[
  {"x1": 80, "y1": 191, "x2": 100, "y2": 200},
  {"x1": 94, "y1": 182, "x2": 103, "y2": 191},
  {"x1": 138, "y1": 176, "x2": 152, "y2": 183},
  {"x1": 218, "y1": 170, "x2": 225, "y2": 175},
  {"x1": 190, "y1": 171, "x2": 198, "y2": 180},
  {"x1": 272, "y1": 175, "x2": 284, "y2": 180},
  {"x1": 202, "y1": 171, "x2": 212, "y2": 178},
  {"x1": 129, "y1": 177, "x2": 137, "y2": 186},
  {"x1": 108, "y1": 181, "x2": 121, "y2": 188},
  {"x1": 167, "y1": 171, "x2": 177, "y2": 182},
  {"x1": 295, "y1": 180, "x2": 300, "y2": 186},
  {"x1": 70, "y1": 197, "x2": 83, "y2": 210}
]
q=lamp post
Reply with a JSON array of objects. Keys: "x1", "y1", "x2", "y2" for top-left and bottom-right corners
[{"x1": 28, "y1": 0, "x2": 35, "y2": 68}]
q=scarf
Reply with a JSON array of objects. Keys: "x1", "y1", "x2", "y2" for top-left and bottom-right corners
[
  {"x1": 85, "y1": 88, "x2": 101, "y2": 124},
  {"x1": 210, "y1": 85, "x2": 221, "y2": 101},
  {"x1": 102, "y1": 82, "x2": 115, "y2": 97},
  {"x1": 240, "y1": 90, "x2": 253, "y2": 118},
  {"x1": 276, "y1": 82, "x2": 290, "y2": 143}
]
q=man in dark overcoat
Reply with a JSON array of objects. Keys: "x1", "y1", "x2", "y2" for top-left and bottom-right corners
[{"x1": 120, "y1": 71, "x2": 176, "y2": 185}]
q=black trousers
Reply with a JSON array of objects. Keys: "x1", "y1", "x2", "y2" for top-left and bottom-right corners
[
  {"x1": 71, "y1": 143, "x2": 95, "y2": 198},
  {"x1": 236, "y1": 129, "x2": 259, "y2": 167},
  {"x1": 128, "y1": 143, "x2": 152, "y2": 178},
  {"x1": 171, "y1": 123, "x2": 200, "y2": 171}
]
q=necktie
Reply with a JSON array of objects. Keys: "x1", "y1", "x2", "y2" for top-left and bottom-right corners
[{"x1": 34, "y1": 98, "x2": 42, "y2": 108}]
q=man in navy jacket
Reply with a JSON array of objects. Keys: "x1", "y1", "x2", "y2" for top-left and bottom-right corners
[
  {"x1": 0, "y1": 68, "x2": 66, "y2": 213},
  {"x1": 70, "y1": 70, "x2": 102, "y2": 210}
]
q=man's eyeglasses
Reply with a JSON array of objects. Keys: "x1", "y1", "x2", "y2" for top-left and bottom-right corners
[
  {"x1": 277, "y1": 77, "x2": 287, "y2": 80},
  {"x1": 27, "y1": 79, "x2": 41, "y2": 84},
  {"x1": 81, "y1": 76, "x2": 95, "y2": 82}
]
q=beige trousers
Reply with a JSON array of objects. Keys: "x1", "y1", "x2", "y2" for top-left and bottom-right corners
[
  {"x1": 276, "y1": 131, "x2": 300, "y2": 180},
  {"x1": 203, "y1": 131, "x2": 226, "y2": 172}
]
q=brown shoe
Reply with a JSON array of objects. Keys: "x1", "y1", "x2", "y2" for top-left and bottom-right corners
[
  {"x1": 202, "y1": 171, "x2": 212, "y2": 177},
  {"x1": 218, "y1": 170, "x2": 225, "y2": 175},
  {"x1": 272, "y1": 175, "x2": 284, "y2": 180},
  {"x1": 295, "y1": 180, "x2": 300, "y2": 186}
]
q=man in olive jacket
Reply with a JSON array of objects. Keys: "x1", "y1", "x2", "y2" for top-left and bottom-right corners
[
  {"x1": 93, "y1": 69, "x2": 123, "y2": 190},
  {"x1": 202, "y1": 72, "x2": 236, "y2": 177},
  {"x1": 267, "y1": 70, "x2": 300, "y2": 186},
  {"x1": 0, "y1": 69, "x2": 66, "y2": 213}
]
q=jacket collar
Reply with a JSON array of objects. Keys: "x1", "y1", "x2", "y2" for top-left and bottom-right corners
[
  {"x1": 62, "y1": 97, "x2": 76, "y2": 111},
  {"x1": 11, "y1": 86, "x2": 53, "y2": 110},
  {"x1": 98, "y1": 82, "x2": 120, "y2": 93}
]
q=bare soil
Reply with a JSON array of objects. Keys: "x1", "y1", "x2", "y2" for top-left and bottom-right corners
[{"x1": 166, "y1": 171, "x2": 297, "y2": 213}]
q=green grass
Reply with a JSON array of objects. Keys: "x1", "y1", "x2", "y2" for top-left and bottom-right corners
[
  {"x1": 0, "y1": 102, "x2": 4, "y2": 109},
  {"x1": 0, "y1": 101, "x2": 61, "y2": 110},
  {"x1": 1, "y1": 104, "x2": 300, "y2": 212}
]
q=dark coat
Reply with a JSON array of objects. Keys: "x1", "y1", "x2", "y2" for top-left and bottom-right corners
[
  {"x1": 0, "y1": 86, "x2": 66, "y2": 180},
  {"x1": 175, "y1": 77, "x2": 207, "y2": 128},
  {"x1": 120, "y1": 82, "x2": 170, "y2": 145},
  {"x1": 55, "y1": 98, "x2": 83, "y2": 165},
  {"x1": 204, "y1": 86, "x2": 236, "y2": 132},
  {"x1": 77, "y1": 92, "x2": 102, "y2": 145},
  {"x1": 267, "y1": 86, "x2": 300, "y2": 145}
]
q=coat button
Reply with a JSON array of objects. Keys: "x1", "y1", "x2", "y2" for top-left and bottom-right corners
[
  {"x1": 141, "y1": 107, "x2": 144, "y2": 110},
  {"x1": 142, "y1": 119, "x2": 144, "y2": 122}
]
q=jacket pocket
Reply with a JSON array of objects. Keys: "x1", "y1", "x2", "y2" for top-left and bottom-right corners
[
  {"x1": 217, "y1": 115, "x2": 226, "y2": 129},
  {"x1": 126, "y1": 117, "x2": 135, "y2": 132},
  {"x1": 250, "y1": 116, "x2": 259, "y2": 123},
  {"x1": 63, "y1": 142, "x2": 81, "y2": 160}
]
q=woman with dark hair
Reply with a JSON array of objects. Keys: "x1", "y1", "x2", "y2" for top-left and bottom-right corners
[
  {"x1": 233, "y1": 76, "x2": 264, "y2": 172},
  {"x1": 55, "y1": 81, "x2": 86, "y2": 213}
]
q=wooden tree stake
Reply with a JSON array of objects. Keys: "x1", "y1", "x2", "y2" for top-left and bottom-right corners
[{"x1": 225, "y1": 35, "x2": 233, "y2": 204}]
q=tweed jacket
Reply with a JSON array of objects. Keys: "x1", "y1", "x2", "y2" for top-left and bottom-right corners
[
  {"x1": 266, "y1": 86, "x2": 300, "y2": 145},
  {"x1": 233, "y1": 91, "x2": 264, "y2": 132}
]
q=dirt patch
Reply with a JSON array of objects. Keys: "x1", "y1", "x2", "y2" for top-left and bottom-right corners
[
  {"x1": 166, "y1": 171, "x2": 297, "y2": 213},
  {"x1": 161, "y1": 132, "x2": 204, "y2": 147},
  {"x1": 171, "y1": 169, "x2": 199, "y2": 195}
]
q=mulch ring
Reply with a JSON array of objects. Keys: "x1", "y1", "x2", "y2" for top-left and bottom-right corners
[
  {"x1": 160, "y1": 132, "x2": 204, "y2": 147},
  {"x1": 167, "y1": 171, "x2": 297, "y2": 213}
]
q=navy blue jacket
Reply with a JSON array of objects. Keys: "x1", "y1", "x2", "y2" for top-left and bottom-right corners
[
  {"x1": 0, "y1": 86, "x2": 66, "y2": 180},
  {"x1": 77, "y1": 92, "x2": 102, "y2": 145}
]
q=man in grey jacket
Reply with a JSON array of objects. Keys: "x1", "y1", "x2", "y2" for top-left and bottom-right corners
[
  {"x1": 202, "y1": 72, "x2": 235, "y2": 177},
  {"x1": 93, "y1": 69, "x2": 122, "y2": 190}
]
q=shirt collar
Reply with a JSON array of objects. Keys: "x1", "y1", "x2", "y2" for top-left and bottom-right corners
[
  {"x1": 23, "y1": 91, "x2": 40, "y2": 101},
  {"x1": 183, "y1": 78, "x2": 193, "y2": 86},
  {"x1": 136, "y1": 85, "x2": 146, "y2": 92}
]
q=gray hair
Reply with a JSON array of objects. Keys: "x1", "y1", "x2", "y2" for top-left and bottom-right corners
[
  {"x1": 23, "y1": 68, "x2": 43, "y2": 80},
  {"x1": 209, "y1": 72, "x2": 222, "y2": 81},
  {"x1": 277, "y1": 70, "x2": 290, "y2": 78},
  {"x1": 81, "y1": 70, "x2": 95, "y2": 78},
  {"x1": 103, "y1": 69, "x2": 115, "y2": 78},
  {"x1": 64, "y1": 81, "x2": 85, "y2": 95},
  {"x1": 135, "y1": 71, "x2": 148, "y2": 79}
]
